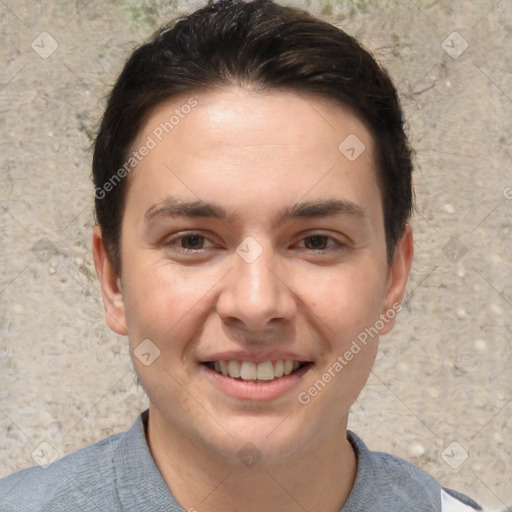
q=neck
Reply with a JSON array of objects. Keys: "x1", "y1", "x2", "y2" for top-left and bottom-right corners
[{"x1": 145, "y1": 408, "x2": 357, "y2": 512}]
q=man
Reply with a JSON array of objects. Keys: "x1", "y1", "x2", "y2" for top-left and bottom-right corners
[{"x1": 0, "y1": 0, "x2": 489, "y2": 510}]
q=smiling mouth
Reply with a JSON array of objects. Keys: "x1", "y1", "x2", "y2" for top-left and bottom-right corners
[{"x1": 202, "y1": 360, "x2": 313, "y2": 382}]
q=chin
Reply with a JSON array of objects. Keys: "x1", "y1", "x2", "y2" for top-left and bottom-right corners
[{"x1": 224, "y1": 416, "x2": 312, "y2": 461}]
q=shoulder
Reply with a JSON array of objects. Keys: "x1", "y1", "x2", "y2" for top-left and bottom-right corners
[
  {"x1": 344, "y1": 431, "x2": 485, "y2": 512},
  {"x1": 0, "y1": 429, "x2": 126, "y2": 512}
]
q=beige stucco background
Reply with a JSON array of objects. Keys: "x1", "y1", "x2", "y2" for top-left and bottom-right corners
[{"x1": 1, "y1": 0, "x2": 511, "y2": 509}]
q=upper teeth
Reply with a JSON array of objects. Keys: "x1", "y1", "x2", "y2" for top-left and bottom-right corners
[{"x1": 212, "y1": 360, "x2": 301, "y2": 380}]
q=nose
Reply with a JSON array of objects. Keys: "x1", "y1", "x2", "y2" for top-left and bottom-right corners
[{"x1": 216, "y1": 240, "x2": 297, "y2": 333}]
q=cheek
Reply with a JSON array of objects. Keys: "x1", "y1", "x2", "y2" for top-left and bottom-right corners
[
  {"x1": 121, "y1": 261, "x2": 221, "y2": 345},
  {"x1": 298, "y1": 262, "x2": 386, "y2": 337},
  {"x1": 296, "y1": 267, "x2": 383, "y2": 421}
]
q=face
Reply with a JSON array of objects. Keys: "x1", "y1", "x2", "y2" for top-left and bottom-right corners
[{"x1": 93, "y1": 87, "x2": 412, "y2": 464}]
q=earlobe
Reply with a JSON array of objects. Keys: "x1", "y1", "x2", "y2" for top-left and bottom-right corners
[
  {"x1": 92, "y1": 225, "x2": 128, "y2": 336},
  {"x1": 379, "y1": 225, "x2": 414, "y2": 335}
]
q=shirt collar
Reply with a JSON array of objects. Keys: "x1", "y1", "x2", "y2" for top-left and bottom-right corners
[
  {"x1": 112, "y1": 412, "x2": 440, "y2": 512},
  {"x1": 114, "y1": 409, "x2": 182, "y2": 511}
]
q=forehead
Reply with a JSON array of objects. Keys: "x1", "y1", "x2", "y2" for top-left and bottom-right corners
[
  {"x1": 136, "y1": 87, "x2": 374, "y2": 156},
  {"x1": 126, "y1": 87, "x2": 381, "y2": 223}
]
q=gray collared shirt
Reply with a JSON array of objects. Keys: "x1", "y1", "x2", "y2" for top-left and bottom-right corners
[{"x1": 0, "y1": 410, "x2": 484, "y2": 511}]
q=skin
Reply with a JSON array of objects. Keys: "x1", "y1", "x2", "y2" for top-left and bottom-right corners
[{"x1": 93, "y1": 87, "x2": 413, "y2": 512}]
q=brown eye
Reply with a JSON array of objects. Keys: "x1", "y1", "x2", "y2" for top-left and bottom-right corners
[
  {"x1": 180, "y1": 235, "x2": 204, "y2": 249},
  {"x1": 304, "y1": 235, "x2": 330, "y2": 250},
  {"x1": 163, "y1": 232, "x2": 217, "y2": 255}
]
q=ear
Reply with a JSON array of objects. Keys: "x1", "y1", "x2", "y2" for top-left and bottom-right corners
[
  {"x1": 92, "y1": 225, "x2": 128, "y2": 336},
  {"x1": 379, "y1": 224, "x2": 413, "y2": 335}
]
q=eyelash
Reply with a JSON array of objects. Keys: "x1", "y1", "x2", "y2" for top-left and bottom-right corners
[{"x1": 164, "y1": 232, "x2": 347, "y2": 254}]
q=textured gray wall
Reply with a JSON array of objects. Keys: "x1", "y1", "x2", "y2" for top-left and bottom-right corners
[{"x1": 1, "y1": 0, "x2": 511, "y2": 509}]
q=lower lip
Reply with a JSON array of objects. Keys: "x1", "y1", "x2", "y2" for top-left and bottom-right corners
[{"x1": 200, "y1": 363, "x2": 313, "y2": 401}]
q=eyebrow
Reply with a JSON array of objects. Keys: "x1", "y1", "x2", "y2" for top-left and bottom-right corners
[
  {"x1": 144, "y1": 196, "x2": 366, "y2": 224},
  {"x1": 145, "y1": 197, "x2": 227, "y2": 221},
  {"x1": 275, "y1": 198, "x2": 366, "y2": 223}
]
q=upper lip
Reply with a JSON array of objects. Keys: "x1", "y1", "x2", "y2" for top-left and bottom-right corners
[{"x1": 200, "y1": 350, "x2": 313, "y2": 364}]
